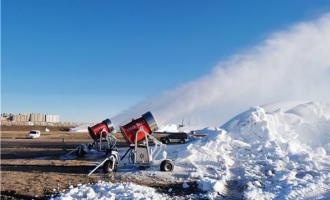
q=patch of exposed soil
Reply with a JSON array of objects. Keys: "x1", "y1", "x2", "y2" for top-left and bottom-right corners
[{"x1": 0, "y1": 136, "x2": 186, "y2": 199}]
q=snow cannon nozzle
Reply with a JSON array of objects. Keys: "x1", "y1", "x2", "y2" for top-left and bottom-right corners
[
  {"x1": 142, "y1": 111, "x2": 158, "y2": 132},
  {"x1": 88, "y1": 118, "x2": 114, "y2": 141},
  {"x1": 120, "y1": 111, "x2": 158, "y2": 144}
]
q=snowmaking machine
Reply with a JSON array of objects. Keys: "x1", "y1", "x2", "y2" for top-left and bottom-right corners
[
  {"x1": 68, "y1": 119, "x2": 117, "y2": 157},
  {"x1": 87, "y1": 111, "x2": 174, "y2": 176}
]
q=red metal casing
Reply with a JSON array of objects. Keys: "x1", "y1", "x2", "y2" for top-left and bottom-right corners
[
  {"x1": 88, "y1": 119, "x2": 113, "y2": 141},
  {"x1": 120, "y1": 112, "x2": 158, "y2": 144}
]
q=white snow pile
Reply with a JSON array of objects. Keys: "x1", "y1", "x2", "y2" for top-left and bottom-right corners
[
  {"x1": 175, "y1": 101, "x2": 330, "y2": 199},
  {"x1": 53, "y1": 181, "x2": 168, "y2": 200}
]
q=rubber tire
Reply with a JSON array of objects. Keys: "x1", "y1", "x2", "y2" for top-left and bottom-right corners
[
  {"x1": 180, "y1": 139, "x2": 185, "y2": 144},
  {"x1": 164, "y1": 138, "x2": 170, "y2": 144},
  {"x1": 103, "y1": 159, "x2": 117, "y2": 173},
  {"x1": 161, "y1": 138, "x2": 167, "y2": 144},
  {"x1": 160, "y1": 159, "x2": 174, "y2": 172}
]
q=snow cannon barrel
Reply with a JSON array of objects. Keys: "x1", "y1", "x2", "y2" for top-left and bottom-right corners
[
  {"x1": 88, "y1": 119, "x2": 114, "y2": 141},
  {"x1": 120, "y1": 112, "x2": 158, "y2": 144}
]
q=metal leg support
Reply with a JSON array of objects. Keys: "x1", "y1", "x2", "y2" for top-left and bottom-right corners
[{"x1": 88, "y1": 157, "x2": 110, "y2": 176}]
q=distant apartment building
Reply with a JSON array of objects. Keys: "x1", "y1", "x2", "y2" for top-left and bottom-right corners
[{"x1": 1, "y1": 113, "x2": 60, "y2": 123}]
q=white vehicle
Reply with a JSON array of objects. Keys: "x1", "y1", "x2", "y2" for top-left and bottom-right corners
[{"x1": 27, "y1": 130, "x2": 41, "y2": 139}]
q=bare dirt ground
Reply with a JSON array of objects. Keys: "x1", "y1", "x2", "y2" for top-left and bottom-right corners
[
  {"x1": 0, "y1": 131, "x2": 194, "y2": 199},
  {"x1": 1, "y1": 131, "x2": 99, "y2": 199}
]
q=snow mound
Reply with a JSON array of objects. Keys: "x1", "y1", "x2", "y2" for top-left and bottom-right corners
[
  {"x1": 53, "y1": 181, "x2": 168, "y2": 200},
  {"x1": 223, "y1": 101, "x2": 330, "y2": 150},
  {"x1": 176, "y1": 101, "x2": 330, "y2": 199}
]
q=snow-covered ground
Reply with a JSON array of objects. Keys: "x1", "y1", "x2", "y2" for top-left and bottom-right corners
[
  {"x1": 53, "y1": 181, "x2": 170, "y2": 200},
  {"x1": 56, "y1": 101, "x2": 330, "y2": 200}
]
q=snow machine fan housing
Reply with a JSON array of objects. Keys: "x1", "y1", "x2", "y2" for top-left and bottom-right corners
[
  {"x1": 88, "y1": 119, "x2": 114, "y2": 141},
  {"x1": 120, "y1": 111, "x2": 158, "y2": 144}
]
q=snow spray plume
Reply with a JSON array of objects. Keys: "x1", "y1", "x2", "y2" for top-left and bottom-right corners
[{"x1": 114, "y1": 13, "x2": 330, "y2": 127}]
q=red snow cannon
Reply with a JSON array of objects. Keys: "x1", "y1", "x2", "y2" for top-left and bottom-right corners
[
  {"x1": 88, "y1": 119, "x2": 114, "y2": 141},
  {"x1": 120, "y1": 112, "x2": 158, "y2": 144}
]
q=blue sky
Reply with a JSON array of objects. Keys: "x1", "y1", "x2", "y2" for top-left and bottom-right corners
[{"x1": 2, "y1": 0, "x2": 330, "y2": 122}]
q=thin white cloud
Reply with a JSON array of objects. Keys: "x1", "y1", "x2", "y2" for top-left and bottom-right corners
[{"x1": 114, "y1": 13, "x2": 330, "y2": 127}]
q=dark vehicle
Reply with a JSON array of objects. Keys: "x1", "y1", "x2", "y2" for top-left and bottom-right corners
[{"x1": 160, "y1": 132, "x2": 188, "y2": 144}]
